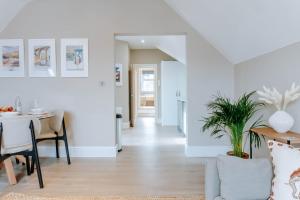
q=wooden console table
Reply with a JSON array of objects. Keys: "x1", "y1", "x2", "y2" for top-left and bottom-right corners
[{"x1": 250, "y1": 127, "x2": 300, "y2": 158}]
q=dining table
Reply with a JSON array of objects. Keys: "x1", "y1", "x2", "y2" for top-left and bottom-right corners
[{"x1": 1, "y1": 112, "x2": 55, "y2": 185}]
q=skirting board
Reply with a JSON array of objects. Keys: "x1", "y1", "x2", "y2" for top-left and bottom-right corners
[
  {"x1": 38, "y1": 146, "x2": 117, "y2": 158},
  {"x1": 185, "y1": 145, "x2": 231, "y2": 157},
  {"x1": 122, "y1": 121, "x2": 130, "y2": 129}
]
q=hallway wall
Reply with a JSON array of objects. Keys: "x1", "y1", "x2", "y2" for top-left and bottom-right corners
[{"x1": 115, "y1": 40, "x2": 130, "y2": 125}]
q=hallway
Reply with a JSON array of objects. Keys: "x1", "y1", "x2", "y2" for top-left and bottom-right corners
[{"x1": 123, "y1": 117, "x2": 186, "y2": 146}]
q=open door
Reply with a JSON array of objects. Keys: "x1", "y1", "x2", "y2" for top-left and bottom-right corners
[{"x1": 129, "y1": 67, "x2": 137, "y2": 127}]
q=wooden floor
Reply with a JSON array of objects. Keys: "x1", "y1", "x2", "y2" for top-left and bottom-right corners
[{"x1": 0, "y1": 117, "x2": 205, "y2": 197}]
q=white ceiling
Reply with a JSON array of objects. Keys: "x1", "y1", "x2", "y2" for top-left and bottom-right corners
[
  {"x1": 116, "y1": 35, "x2": 161, "y2": 49},
  {"x1": 0, "y1": 0, "x2": 32, "y2": 32},
  {"x1": 116, "y1": 35, "x2": 186, "y2": 64},
  {"x1": 164, "y1": 0, "x2": 300, "y2": 64},
  {"x1": 1, "y1": 0, "x2": 300, "y2": 64}
]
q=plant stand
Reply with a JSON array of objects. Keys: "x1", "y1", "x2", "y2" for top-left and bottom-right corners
[{"x1": 250, "y1": 127, "x2": 300, "y2": 158}]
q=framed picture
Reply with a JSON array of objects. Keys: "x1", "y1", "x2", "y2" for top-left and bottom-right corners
[
  {"x1": 61, "y1": 38, "x2": 88, "y2": 77},
  {"x1": 28, "y1": 39, "x2": 56, "y2": 77},
  {"x1": 0, "y1": 39, "x2": 24, "y2": 77},
  {"x1": 115, "y1": 63, "x2": 123, "y2": 86}
]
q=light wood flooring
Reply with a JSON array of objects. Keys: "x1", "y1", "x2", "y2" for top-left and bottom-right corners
[{"x1": 0, "y1": 117, "x2": 205, "y2": 197}]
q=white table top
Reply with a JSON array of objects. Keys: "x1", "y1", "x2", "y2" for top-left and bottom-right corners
[
  {"x1": 0, "y1": 112, "x2": 55, "y2": 120},
  {"x1": 27, "y1": 112, "x2": 55, "y2": 119}
]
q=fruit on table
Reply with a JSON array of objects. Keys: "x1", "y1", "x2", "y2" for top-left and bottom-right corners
[{"x1": 0, "y1": 106, "x2": 14, "y2": 112}]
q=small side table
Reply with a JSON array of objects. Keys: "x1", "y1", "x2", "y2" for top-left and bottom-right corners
[{"x1": 250, "y1": 128, "x2": 300, "y2": 158}]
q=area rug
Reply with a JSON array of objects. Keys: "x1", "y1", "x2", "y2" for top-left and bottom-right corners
[{"x1": 0, "y1": 193, "x2": 204, "y2": 200}]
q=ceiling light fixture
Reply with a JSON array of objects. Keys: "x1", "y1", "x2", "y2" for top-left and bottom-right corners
[{"x1": 141, "y1": 39, "x2": 145, "y2": 44}]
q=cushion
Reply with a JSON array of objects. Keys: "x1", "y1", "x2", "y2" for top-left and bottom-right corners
[
  {"x1": 217, "y1": 155, "x2": 272, "y2": 200},
  {"x1": 268, "y1": 140, "x2": 300, "y2": 199},
  {"x1": 37, "y1": 132, "x2": 57, "y2": 139}
]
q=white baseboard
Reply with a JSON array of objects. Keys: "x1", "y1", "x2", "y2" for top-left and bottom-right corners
[
  {"x1": 122, "y1": 121, "x2": 130, "y2": 129},
  {"x1": 38, "y1": 145, "x2": 117, "y2": 158},
  {"x1": 185, "y1": 145, "x2": 231, "y2": 157}
]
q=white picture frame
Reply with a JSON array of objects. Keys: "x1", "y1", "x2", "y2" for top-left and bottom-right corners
[
  {"x1": 115, "y1": 63, "x2": 123, "y2": 86},
  {"x1": 0, "y1": 39, "x2": 25, "y2": 77},
  {"x1": 61, "y1": 38, "x2": 88, "y2": 77},
  {"x1": 28, "y1": 39, "x2": 56, "y2": 77}
]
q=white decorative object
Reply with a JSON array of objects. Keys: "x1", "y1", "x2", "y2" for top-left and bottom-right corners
[
  {"x1": 269, "y1": 111, "x2": 294, "y2": 133},
  {"x1": 15, "y1": 96, "x2": 22, "y2": 114},
  {"x1": 61, "y1": 38, "x2": 88, "y2": 77},
  {"x1": 28, "y1": 39, "x2": 56, "y2": 77},
  {"x1": 0, "y1": 39, "x2": 24, "y2": 77},
  {"x1": 257, "y1": 83, "x2": 300, "y2": 133},
  {"x1": 282, "y1": 83, "x2": 300, "y2": 110},
  {"x1": 257, "y1": 86, "x2": 283, "y2": 110}
]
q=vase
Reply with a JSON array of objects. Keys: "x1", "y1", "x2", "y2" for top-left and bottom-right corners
[{"x1": 269, "y1": 110, "x2": 294, "y2": 133}]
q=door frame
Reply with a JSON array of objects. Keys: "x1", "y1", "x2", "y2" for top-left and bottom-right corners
[{"x1": 132, "y1": 64, "x2": 158, "y2": 122}]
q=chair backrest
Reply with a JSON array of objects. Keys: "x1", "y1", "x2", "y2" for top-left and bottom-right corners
[
  {"x1": 0, "y1": 116, "x2": 41, "y2": 154},
  {"x1": 49, "y1": 110, "x2": 64, "y2": 133}
]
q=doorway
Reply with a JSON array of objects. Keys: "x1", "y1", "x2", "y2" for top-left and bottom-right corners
[
  {"x1": 136, "y1": 65, "x2": 157, "y2": 118},
  {"x1": 114, "y1": 34, "x2": 187, "y2": 148}
]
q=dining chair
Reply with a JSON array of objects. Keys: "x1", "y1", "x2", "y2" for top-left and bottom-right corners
[
  {"x1": 0, "y1": 116, "x2": 44, "y2": 188},
  {"x1": 36, "y1": 110, "x2": 71, "y2": 165}
]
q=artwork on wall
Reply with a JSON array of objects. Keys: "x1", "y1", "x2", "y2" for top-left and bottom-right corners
[
  {"x1": 115, "y1": 63, "x2": 123, "y2": 86},
  {"x1": 61, "y1": 38, "x2": 88, "y2": 77},
  {"x1": 28, "y1": 39, "x2": 56, "y2": 77},
  {"x1": 0, "y1": 39, "x2": 25, "y2": 77}
]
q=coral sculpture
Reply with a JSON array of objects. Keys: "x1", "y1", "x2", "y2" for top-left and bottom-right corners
[{"x1": 257, "y1": 83, "x2": 300, "y2": 110}]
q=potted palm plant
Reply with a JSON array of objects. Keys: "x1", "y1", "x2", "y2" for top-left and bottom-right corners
[{"x1": 202, "y1": 91, "x2": 265, "y2": 158}]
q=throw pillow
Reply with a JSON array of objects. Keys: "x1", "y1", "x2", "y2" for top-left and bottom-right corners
[
  {"x1": 268, "y1": 140, "x2": 300, "y2": 200},
  {"x1": 217, "y1": 155, "x2": 272, "y2": 200}
]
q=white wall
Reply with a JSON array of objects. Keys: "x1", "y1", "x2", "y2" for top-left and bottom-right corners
[
  {"x1": 235, "y1": 42, "x2": 300, "y2": 157},
  {"x1": 115, "y1": 40, "x2": 130, "y2": 124},
  {"x1": 0, "y1": 0, "x2": 234, "y2": 156},
  {"x1": 187, "y1": 30, "x2": 234, "y2": 148}
]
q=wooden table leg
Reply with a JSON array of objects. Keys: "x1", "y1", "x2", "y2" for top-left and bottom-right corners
[{"x1": 3, "y1": 158, "x2": 17, "y2": 185}]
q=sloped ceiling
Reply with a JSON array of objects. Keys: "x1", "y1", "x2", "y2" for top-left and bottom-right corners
[
  {"x1": 0, "y1": 0, "x2": 32, "y2": 32},
  {"x1": 116, "y1": 35, "x2": 186, "y2": 64},
  {"x1": 1, "y1": 0, "x2": 300, "y2": 64},
  {"x1": 164, "y1": 0, "x2": 300, "y2": 64}
]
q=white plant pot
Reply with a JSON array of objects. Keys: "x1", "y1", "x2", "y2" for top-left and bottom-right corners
[{"x1": 268, "y1": 110, "x2": 294, "y2": 133}]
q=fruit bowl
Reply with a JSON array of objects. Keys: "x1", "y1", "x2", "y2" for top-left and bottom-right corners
[{"x1": 0, "y1": 106, "x2": 14, "y2": 112}]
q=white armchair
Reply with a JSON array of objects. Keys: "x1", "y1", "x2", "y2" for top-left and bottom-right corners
[{"x1": 0, "y1": 116, "x2": 44, "y2": 188}]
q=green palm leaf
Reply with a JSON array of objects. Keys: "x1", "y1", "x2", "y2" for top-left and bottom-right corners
[{"x1": 202, "y1": 91, "x2": 266, "y2": 157}]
